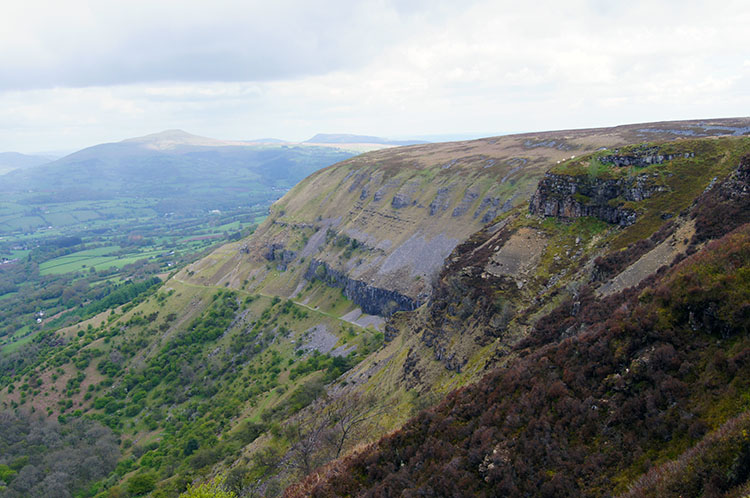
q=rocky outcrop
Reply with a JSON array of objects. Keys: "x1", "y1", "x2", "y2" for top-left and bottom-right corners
[
  {"x1": 391, "y1": 179, "x2": 421, "y2": 208},
  {"x1": 305, "y1": 259, "x2": 422, "y2": 316},
  {"x1": 690, "y1": 154, "x2": 750, "y2": 244},
  {"x1": 600, "y1": 148, "x2": 694, "y2": 167},
  {"x1": 263, "y1": 243, "x2": 296, "y2": 271},
  {"x1": 719, "y1": 154, "x2": 750, "y2": 199},
  {"x1": 429, "y1": 186, "x2": 455, "y2": 215},
  {"x1": 452, "y1": 186, "x2": 480, "y2": 217},
  {"x1": 529, "y1": 173, "x2": 665, "y2": 226},
  {"x1": 474, "y1": 196, "x2": 514, "y2": 223},
  {"x1": 373, "y1": 178, "x2": 400, "y2": 202}
]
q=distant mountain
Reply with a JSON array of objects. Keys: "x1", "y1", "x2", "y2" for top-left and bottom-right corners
[
  {"x1": 120, "y1": 129, "x2": 237, "y2": 149},
  {"x1": 305, "y1": 133, "x2": 429, "y2": 146},
  {"x1": 120, "y1": 129, "x2": 284, "y2": 149},
  {"x1": 247, "y1": 137, "x2": 288, "y2": 144},
  {"x1": 0, "y1": 151, "x2": 51, "y2": 174},
  {"x1": 0, "y1": 130, "x2": 358, "y2": 215}
]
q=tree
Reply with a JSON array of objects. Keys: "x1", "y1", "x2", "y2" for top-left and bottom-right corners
[
  {"x1": 286, "y1": 391, "x2": 390, "y2": 478},
  {"x1": 287, "y1": 411, "x2": 330, "y2": 478},
  {"x1": 324, "y1": 392, "x2": 384, "y2": 458}
]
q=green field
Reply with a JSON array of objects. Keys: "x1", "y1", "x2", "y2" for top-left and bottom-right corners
[{"x1": 39, "y1": 246, "x2": 165, "y2": 275}]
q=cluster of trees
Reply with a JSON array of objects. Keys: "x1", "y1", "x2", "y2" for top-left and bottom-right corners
[
  {"x1": 0, "y1": 412, "x2": 119, "y2": 497},
  {"x1": 219, "y1": 391, "x2": 387, "y2": 497},
  {"x1": 0, "y1": 247, "x2": 382, "y2": 497}
]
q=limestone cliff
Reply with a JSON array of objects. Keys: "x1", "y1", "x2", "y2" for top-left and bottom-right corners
[{"x1": 178, "y1": 119, "x2": 750, "y2": 318}]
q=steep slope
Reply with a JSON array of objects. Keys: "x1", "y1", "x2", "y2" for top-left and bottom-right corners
[
  {"x1": 291, "y1": 225, "x2": 750, "y2": 497},
  {"x1": 288, "y1": 138, "x2": 750, "y2": 497}
]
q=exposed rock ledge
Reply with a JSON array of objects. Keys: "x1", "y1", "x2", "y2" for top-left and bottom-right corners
[
  {"x1": 305, "y1": 259, "x2": 422, "y2": 316},
  {"x1": 263, "y1": 243, "x2": 296, "y2": 271},
  {"x1": 529, "y1": 173, "x2": 665, "y2": 226},
  {"x1": 600, "y1": 150, "x2": 694, "y2": 167}
]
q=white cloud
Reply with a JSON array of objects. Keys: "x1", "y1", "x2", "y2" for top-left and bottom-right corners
[{"x1": 1, "y1": 0, "x2": 749, "y2": 152}]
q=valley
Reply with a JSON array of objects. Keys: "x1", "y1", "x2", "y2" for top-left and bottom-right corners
[{"x1": 0, "y1": 130, "x2": 365, "y2": 359}]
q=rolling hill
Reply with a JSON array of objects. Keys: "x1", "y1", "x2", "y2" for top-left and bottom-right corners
[{"x1": 0, "y1": 130, "x2": 357, "y2": 212}]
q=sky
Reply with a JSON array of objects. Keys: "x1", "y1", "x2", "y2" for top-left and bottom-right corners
[{"x1": 1, "y1": 0, "x2": 749, "y2": 154}]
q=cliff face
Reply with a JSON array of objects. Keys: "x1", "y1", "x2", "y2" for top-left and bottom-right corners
[
  {"x1": 292, "y1": 224, "x2": 750, "y2": 498},
  {"x1": 377, "y1": 138, "x2": 750, "y2": 379},
  {"x1": 528, "y1": 172, "x2": 665, "y2": 225},
  {"x1": 304, "y1": 259, "x2": 422, "y2": 315},
  {"x1": 599, "y1": 148, "x2": 694, "y2": 167},
  {"x1": 179, "y1": 120, "x2": 750, "y2": 321}
]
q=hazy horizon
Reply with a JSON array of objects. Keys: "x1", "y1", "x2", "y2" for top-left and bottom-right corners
[{"x1": 2, "y1": 0, "x2": 748, "y2": 153}]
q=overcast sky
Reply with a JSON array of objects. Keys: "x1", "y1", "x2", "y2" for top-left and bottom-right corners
[{"x1": 1, "y1": 0, "x2": 748, "y2": 153}]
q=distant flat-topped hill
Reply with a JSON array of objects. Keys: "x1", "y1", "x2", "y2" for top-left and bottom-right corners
[{"x1": 305, "y1": 133, "x2": 429, "y2": 146}]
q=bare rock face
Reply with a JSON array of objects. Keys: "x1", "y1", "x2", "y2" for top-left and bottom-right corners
[
  {"x1": 304, "y1": 259, "x2": 422, "y2": 316},
  {"x1": 452, "y1": 186, "x2": 480, "y2": 217},
  {"x1": 719, "y1": 154, "x2": 750, "y2": 199},
  {"x1": 600, "y1": 149, "x2": 694, "y2": 167},
  {"x1": 474, "y1": 196, "x2": 514, "y2": 223},
  {"x1": 429, "y1": 186, "x2": 455, "y2": 216},
  {"x1": 391, "y1": 179, "x2": 421, "y2": 209},
  {"x1": 263, "y1": 243, "x2": 297, "y2": 271},
  {"x1": 529, "y1": 173, "x2": 665, "y2": 226}
]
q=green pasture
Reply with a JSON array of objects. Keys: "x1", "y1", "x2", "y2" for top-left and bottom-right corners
[
  {"x1": 1, "y1": 325, "x2": 35, "y2": 354},
  {"x1": 0, "y1": 215, "x2": 46, "y2": 232},
  {"x1": 39, "y1": 246, "x2": 164, "y2": 275}
]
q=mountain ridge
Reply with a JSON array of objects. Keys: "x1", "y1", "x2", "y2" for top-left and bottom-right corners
[{"x1": 178, "y1": 118, "x2": 750, "y2": 317}]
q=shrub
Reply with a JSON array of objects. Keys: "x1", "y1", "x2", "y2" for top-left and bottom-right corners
[
  {"x1": 179, "y1": 474, "x2": 235, "y2": 498},
  {"x1": 127, "y1": 473, "x2": 157, "y2": 496}
]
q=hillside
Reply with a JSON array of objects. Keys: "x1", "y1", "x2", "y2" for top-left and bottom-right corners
[
  {"x1": 0, "y1": 118, "x2": 749, "y2": 497},
  {"x1": 290, "y1": 149, "x2": 750, "y2": 496},
  {"x1": 0, "y1": 131, "x2": 360, "y2": 360}
]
